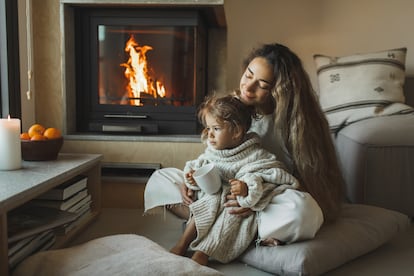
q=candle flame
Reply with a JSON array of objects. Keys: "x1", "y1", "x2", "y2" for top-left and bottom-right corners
[{"x1": 7, "y1": 115, "x2": 11, "y2": 121}]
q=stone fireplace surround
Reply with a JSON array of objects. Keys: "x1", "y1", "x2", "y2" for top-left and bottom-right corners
[{"x1": 61, "y1": 0, "x2": 227, "y2": 141}]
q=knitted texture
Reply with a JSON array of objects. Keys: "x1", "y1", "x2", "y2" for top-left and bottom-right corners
[
  {"x1": 189, "y1": 186, "x2": 257, "y2": 263},
  {"x1": 186, "y1": 132, "x2": 300, "y2": 263},
  {"x1": 184, "y1": 132, "x2": 300, "y2": 209}
]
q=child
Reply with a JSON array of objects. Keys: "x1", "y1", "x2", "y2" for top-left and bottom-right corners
[{"x1": 169, "y1": 95, "x2": 300, "y2": 265}]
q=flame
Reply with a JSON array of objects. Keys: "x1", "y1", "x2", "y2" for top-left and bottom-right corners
[
  {"x1": 156, "y1": 81, "x2": 166, "y2": 98},
  {"x1": 120, "y1": 35, "x2": 166, "y2": 106}
]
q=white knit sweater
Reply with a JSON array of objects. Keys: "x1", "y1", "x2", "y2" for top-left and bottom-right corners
[
  {"x1": 185, "y1": 132, "x2": 300, "y2": 263},
  {"x1": 184, "y1": 132, "x2": 300, "y2": 210}
]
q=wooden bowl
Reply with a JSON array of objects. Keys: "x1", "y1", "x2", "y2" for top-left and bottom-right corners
[{"x1": 21, "y1": 137, "x2": 64, "y2": 161}]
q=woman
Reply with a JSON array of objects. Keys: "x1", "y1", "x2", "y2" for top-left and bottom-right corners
[
  {"x1": 231, "y1": 43, "x2": 345, "y2": 223},
  {"x1": 144, "y1": 43, "x2": 344, "y2": 244}
]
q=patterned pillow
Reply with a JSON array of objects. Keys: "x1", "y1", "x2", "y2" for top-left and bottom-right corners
[{"x1": 314, "y1": 47, "x2": 413, "y2": 133}]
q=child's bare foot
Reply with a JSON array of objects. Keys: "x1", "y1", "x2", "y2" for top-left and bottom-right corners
[
  {"x1": 191, "y1": 251, "x2": 209, "y2": 266},
  {"x1": 260, "y1": 238, "x2": 285, "y2": 246}
]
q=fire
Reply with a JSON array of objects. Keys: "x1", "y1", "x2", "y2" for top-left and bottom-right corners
[{"x1": 120, "y1": 35, "x2": 166, "y2": 106}]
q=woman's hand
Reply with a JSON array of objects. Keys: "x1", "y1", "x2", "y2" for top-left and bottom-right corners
[
  {"x1": 180, "y1": 183, "x2": 195, "y2": 206},
  {"x1": 224, "y1": 189, "x2": 253, "y2": 217},
  {"x1": 180, "y1": 170, "x2": 198, "y2": 205}
]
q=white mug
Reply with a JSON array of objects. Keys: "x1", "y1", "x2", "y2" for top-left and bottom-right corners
[{"x1": 192, "y1": 163, "x2": 221, "y2": 194}]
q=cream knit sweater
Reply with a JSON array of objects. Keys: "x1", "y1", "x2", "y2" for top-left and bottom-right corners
[{"x1": 185, "y1": 132, "x2": 300, "y2": 263}]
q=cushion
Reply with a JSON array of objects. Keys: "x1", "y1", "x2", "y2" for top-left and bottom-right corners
[
  {"x1": 240, "y1": 203, "x2": 410, "y2": 275},
  {"x1": 314, "y1": 47, "x2": 414, "y2": 133},
  {"x1": 13, "y1": 234, "x2": 223, "y2": 276}
]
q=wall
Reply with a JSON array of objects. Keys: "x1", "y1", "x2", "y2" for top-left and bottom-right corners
[
  {"x1": 22, "y1": 0, "x2": 414, "y2": 168},
  {"x1": 224, "y1": 0, "x2": 414, "y2": 90}
]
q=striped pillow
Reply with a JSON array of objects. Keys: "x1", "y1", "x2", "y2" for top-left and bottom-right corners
[{"x1": 314, "y1": 48, "x2": 412, "y2": 133}]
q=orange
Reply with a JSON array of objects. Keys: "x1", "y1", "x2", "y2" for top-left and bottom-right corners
[
  {"x1": 30, "y1": 134, "x2": 48, "y2": 141},
  {"x1": 28, "y1": 124, "x2": 46, "y2": 138},
  {"x1": 43, "y1": 127, "x2": 62, "y2": 139},
  {"x1": 20, "y1": 132, "x2": 31, "y2": 140}
]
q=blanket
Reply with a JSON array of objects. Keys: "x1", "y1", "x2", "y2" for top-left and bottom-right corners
[
  {"x1": 13, "y1": 234, "x2": 222, "y2": 276},
  {"x1": 144, "y1": 167, "x2": 184, "y2": 215}
]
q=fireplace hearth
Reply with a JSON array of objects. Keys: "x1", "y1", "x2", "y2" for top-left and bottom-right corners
[{"x1": 61, "y1": 0, "x2": 226, "y2": 136}]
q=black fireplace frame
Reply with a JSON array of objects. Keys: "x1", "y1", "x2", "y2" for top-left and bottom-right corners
[{"x1": 74, "y1": 7, "x2": 208, "y2": 135}]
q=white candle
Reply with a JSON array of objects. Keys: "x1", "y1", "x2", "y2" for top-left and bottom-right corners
[{"x1": 0, "y1": 116, "x2": 22, "y2": 170}]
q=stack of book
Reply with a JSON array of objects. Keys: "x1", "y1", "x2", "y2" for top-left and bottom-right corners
[
  {"x1": 7, "y1": 175, "x2": 90, "y2": 268},
  {"x1": 8, "y1": 230, "x2": 56, "y2": 268},
  {"x1": 7, "y1": 205, "x2": 77, "y2": 268},
  {"x1": 31, "y1": 175, "x2": 92, "y2": 234}
]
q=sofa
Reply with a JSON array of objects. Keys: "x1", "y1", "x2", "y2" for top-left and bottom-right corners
[
  {"x1": 335, "y1": 112, "x2": 414, "y2": 217},
  {"x1": 314, "y1": 48, "x2": 414, "y2": 218}
]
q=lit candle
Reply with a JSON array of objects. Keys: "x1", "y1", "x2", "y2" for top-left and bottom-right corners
[{"x1": 0, "y1": 116, "x2": 22, "y2": 170}]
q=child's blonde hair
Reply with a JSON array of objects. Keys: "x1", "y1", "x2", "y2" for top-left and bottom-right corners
[{"x1": 197, "y1": 95, "x2": 254, "y2": 141}]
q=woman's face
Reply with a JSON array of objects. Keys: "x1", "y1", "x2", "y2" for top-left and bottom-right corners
[{"x1": 239, "y1": 57, "x2": 274, "y2": 107}]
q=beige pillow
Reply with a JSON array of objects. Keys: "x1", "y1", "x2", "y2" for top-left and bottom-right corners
[
  {"x1": 240, "y1": 204, "x2": 410, "y2": 275},
  {"x1": 314, "y1": 47, "x2": 412, "y2": 132}
]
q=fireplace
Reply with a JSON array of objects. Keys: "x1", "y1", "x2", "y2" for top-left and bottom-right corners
[{"x1": 61, "y1": 1, "x2": 226, "y2": 136}]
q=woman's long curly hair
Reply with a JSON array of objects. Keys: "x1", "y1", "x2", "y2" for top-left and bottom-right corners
[{"x1": 242, "y1": 43, "x2": 345, "y2": 222}]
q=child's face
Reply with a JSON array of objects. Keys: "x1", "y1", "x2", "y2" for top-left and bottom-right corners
[{"x1": 204, "y1": 113, "x2": 242, "y2": 150}]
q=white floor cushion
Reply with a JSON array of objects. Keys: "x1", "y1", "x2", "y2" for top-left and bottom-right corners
[{"x1": 240, "y1": 203, "x2": 410, "y2": 275}]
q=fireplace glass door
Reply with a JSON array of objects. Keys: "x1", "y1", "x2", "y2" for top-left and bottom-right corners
[
  {"x1": 98, "y1": 26, "x2": 195, "y2": 107},
  {"x1": 75, "y1": 9, "x2": 206, "y2": 134}
]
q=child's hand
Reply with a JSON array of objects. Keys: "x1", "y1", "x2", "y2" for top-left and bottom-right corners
[
  {"x1": 185, "y1": 170, "x2": 198, "y2": 187},
  {"x1": 229, "y1": 179, "x2": 248, "y2": 197}
]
